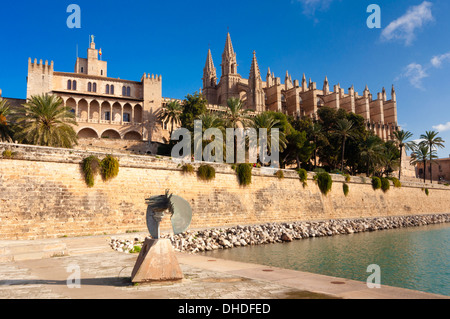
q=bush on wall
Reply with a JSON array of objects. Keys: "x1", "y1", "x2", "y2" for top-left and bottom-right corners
[
  {"x1": 343, "y1": 183, "x2": 349, "y2": 197},
  {"x1": 101, "y1": 155, "x2": 120, "y2": 182},
  {"x1": 297, "y1": 169, "x2": 308, "y2": 188},
  {"x1": 197, "y1": 164, "x2": 216, "y2": 181},
  {"x1": 388, "y1": 177, "x2": 402, "y2": 188},
  {"x1": 372, "y1": 177, "x2": 381, "y2": 190},
  {"x1": 275, "y1": 170, "x2": 284, "y2": 179},
  {"x1": 236, "y1": 163, "x2": 252, "y2": 186},
  {"x1": 316, "y1": 172, "x2": 332, "y2": 196},
  {"x1": 82, "y1": 155, "x2": 101, "y2": 188},
  {"x1": 381, "y1": 177, "x2": 390, "y2": 193},
  {"x1": 181, "y1": 163, "x2": 194, "y2": 174}
]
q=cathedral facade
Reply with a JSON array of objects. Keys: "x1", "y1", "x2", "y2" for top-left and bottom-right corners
[{"x1": 202, "y1": 33, "x2": 399, "y2": 140}]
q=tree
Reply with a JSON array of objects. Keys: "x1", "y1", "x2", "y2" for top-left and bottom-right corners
[
  {"x1": 158, "y1": 100, "x2": 182, "y2": 138},
  {"x1": 410, "y1": 144, "x2": 437, "y2": 184},
  {"x1": 419, "y1": 131, "x2": 446, "y2": 183},
  {"x1": 392, "y1": 130, "x2": 414, "y2": 180},
  {"x1": 251, "y1": 112, "x2": 287, "y2": 166},
  {"x1": 359, "y1": 135, "x2": 385, "y2": 177},
  {"x1": 380, "y1": 141, "x2": 401, "y2": 177},
  {"x1": 308, "y1": 122, "x2": 326, "y2": 169},
  {"x1": 180, "y1": 92, "x2": 207, "y2": 131},
  {"x1": 223, "y1": 97, "x2": 253, "y2": 163},
  {"x1": 333, "y1": 118, "x2": 356, "y2": 172},
  {"x1": 14, "y1": 94, "x2": 78, "y2": 148},
  {"x1": 0, "y1": 99, "x2": 13, "y2": 142}
]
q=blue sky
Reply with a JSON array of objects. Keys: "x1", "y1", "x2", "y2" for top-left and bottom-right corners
[{"x1": 0, "y1": 0, "x2": 449, "y2": 157}]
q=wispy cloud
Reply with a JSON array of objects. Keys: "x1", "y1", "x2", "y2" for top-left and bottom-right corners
[
  {"x1": 433, "y1": 122, "x2": 450, "y2": 132},
  {"x1": 397, "y1": 63, "x2": 429, "y2": 89},
  {"x1": 397, "y1": 50, "x2": 450, "y2": 89},
  {"x1": 381, "y1": 1, "x2": 434, "y2": 46},
  {"x1": 431, "y1": 52, "x2": 450, "y2": 68},
  {"x1": 295, "y1": 0, "x2": 334, "y2": 15}
]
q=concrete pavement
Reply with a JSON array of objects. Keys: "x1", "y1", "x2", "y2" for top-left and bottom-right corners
[{"x1": 0, "y1": 234, "x2": 447, "y2": 299}]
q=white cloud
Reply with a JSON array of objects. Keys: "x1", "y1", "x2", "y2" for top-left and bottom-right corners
[
  {"x1": 431, "y1": 53, "x2": 450, "y2": 68},
  {"x1": 398, "y1": 63, "x2": 429, "y2": 89},
  {"x1": 433, "y1": 122, "x2": 450, "y2": 132},
  {"x1": 381, "y1": 1, "x2": 434, "y2": 46},
  {"x1": 296, "y1": 0, "x2": 333, "y2": 15}
]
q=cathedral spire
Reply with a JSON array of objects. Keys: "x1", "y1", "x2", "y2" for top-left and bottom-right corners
[
  {"x1": 323, "y1": 76, "x2": 330, "y2": 94},
  {"x1": 249, "y1": 51, "x2": 261, "y2": 81},
  {"x1": 203, "y1": 49, "x2": 217, "y2": 88},
  {"x1": 221, "y1": 32, "x2": 237, "y2": 76}
]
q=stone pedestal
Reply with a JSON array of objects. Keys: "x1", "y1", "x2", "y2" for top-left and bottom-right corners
[{"x1": 131, "y1": 238, "x2": 183, "y2": 283}]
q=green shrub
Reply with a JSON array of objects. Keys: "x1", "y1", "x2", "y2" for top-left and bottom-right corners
[
  {"x1": 297, "y1": 169, "x2": 308, "y2": 188},
  {"x1": 236, "y1": 164, "x2": 252, "y2": 186},
  {"x1": 100, "y1": 155, "x2": 120, "y2": 181},
  {"x1": 388, "y1": 177, "x2": 402, "y2": 188},
  {"x1": 82, "y1": 155, "x2": 101, "y2": 187},
  {"x1": 130, "y1": 245, "x2": 142, "y2": 254},
  {"x1": 317, "y1": 172, "x2": 332, "y2": 195},
  {"x1": 230, "y1": 164, "x2": 236, "y2": 171},
  {"x1": 197, "y1": 164, "x2": 216, "y2": 181},
  {"x1": 343, "y1": 183, "x2": 349, "y2": 197},
  {"x1": 344, "y1": 174, "x2": 351, "y2": 183},
  {"x1": 275, "y1": 170, "x2": 284, "y2": 179},
  {"x1": 425, "y1": 188, "x2": 429, "y2": 196},
  {"x1": 381, "y1": 177, "x2": 390, "y2": 193},
  {"x1": 1, "y1": 149, "x2": 16, "y2": 158},
  {"x1": 181, "y1": 163, "x2": 194, "y2": 174},
  {"x1": 444, "y1": 183, "x2": 449, "y2": 187},
  {"x1": 371, "y1": 177, "x2": 381, "y2": 190}
]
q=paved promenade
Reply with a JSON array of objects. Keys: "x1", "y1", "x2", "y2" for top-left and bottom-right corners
[{"x1": 0, "y1": 234, "x2": 447, "y2": 299}]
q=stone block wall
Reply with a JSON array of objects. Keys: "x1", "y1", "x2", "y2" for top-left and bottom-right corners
[{"x1": 1, "y1": 143, "x2": 449, "y2": 240}]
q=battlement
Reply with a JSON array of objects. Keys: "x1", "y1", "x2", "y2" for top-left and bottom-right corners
[
  {"x1": 28, "y1": 58, "x2": 54, "y2": 72},
  {"x1": 141, "y1": 73, "x2": 162, "y2": 82}
]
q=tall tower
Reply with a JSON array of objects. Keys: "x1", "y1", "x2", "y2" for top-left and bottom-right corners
[
  {"x1": 248, "y1": 51, "x2": 265, "y2": 112},
  {"x1": 221, "y1": 33, "x2": 237, "y2": 76},
  {"x1": 202, "y1": 49, "x2": 218, "y2": 104},
  {"x1": 217, "y1": 33, "x2": 241, "y2": 105}
]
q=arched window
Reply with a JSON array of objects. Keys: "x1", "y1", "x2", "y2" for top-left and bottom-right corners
[
  {"x1": 110, "y1": 85, "x2": 114, "y2": 95},
  {"x1": 122, "y1": 86, "x2": 126, "y2": 96},
  {"x1": 88, "y1": 82, "x2": 92, "y2": 92},
  {"x1": 67, "y1": 80, "x2": 72, "y2": 90},
  {"x1": 73, "y1": 80, "x2": 77, "y2": 91},
  {"x1": 106, "y1": 84, "x2": 110, "y2": 94},
  {"x1": 126, "y1": 87, "x2": 131, "y2": 97},
  {"x1": 93, "y1": 83, "x2": 97, "y2": 93}
]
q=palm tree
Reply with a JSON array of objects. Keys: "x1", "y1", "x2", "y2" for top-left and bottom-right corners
[
  {"x1": 392, "y1": 130, "x2": 414, "y2": 180},
  {"x1": 158, "y1": 100, "x2": 182, "y2": 138},
  {"x1": 222, "y1": 98, "x2": 253, "y2": 163},
  {"x1": 360, "y1": 135, "x2": 385, "y2": 177},
  {"x1": 195, "y1": 112, "x2": 225, "y2": 157},
  {"x1": 410, "y1": 144, "x2": 437, "y2": 183},
  {"x1": 0, "y1": 99, "x2": 13, "y2": 142},
  {"x1": 14, "y1": 94, "x2": 78, "y2": 148},
  {"x1": 251, "y1": 112, "x2": 287, "y2": 157},
  {"x1": 223, "y1": 97, "x2": 252, "y2": 129},
  {"x1": 333, "y1": 118, "x2": 356, "y2": 172},
  {"x1": 419, "y1": 131, "x2": 446, "y2": 183},
  {"x1": 380, "y1": 142, "x2": 401, "y2": 177}
]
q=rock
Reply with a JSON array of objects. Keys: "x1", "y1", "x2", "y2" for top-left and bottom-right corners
[{"x1": 281, "y1": 233, "x2": 293, "y2": 242}]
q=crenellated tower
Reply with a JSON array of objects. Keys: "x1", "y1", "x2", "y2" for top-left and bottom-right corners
[{"x1": 27, "y1": 58, "x2": 54, "y2": 99}]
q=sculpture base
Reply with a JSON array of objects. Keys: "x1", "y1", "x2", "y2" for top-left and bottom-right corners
[{"x1": 131, "y1": 238, "x2": 183, "y2": 283}]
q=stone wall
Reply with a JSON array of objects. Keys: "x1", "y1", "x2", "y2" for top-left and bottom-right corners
[{"x1": 1, "y1": 142, "x2": 449, "y2": 240}]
